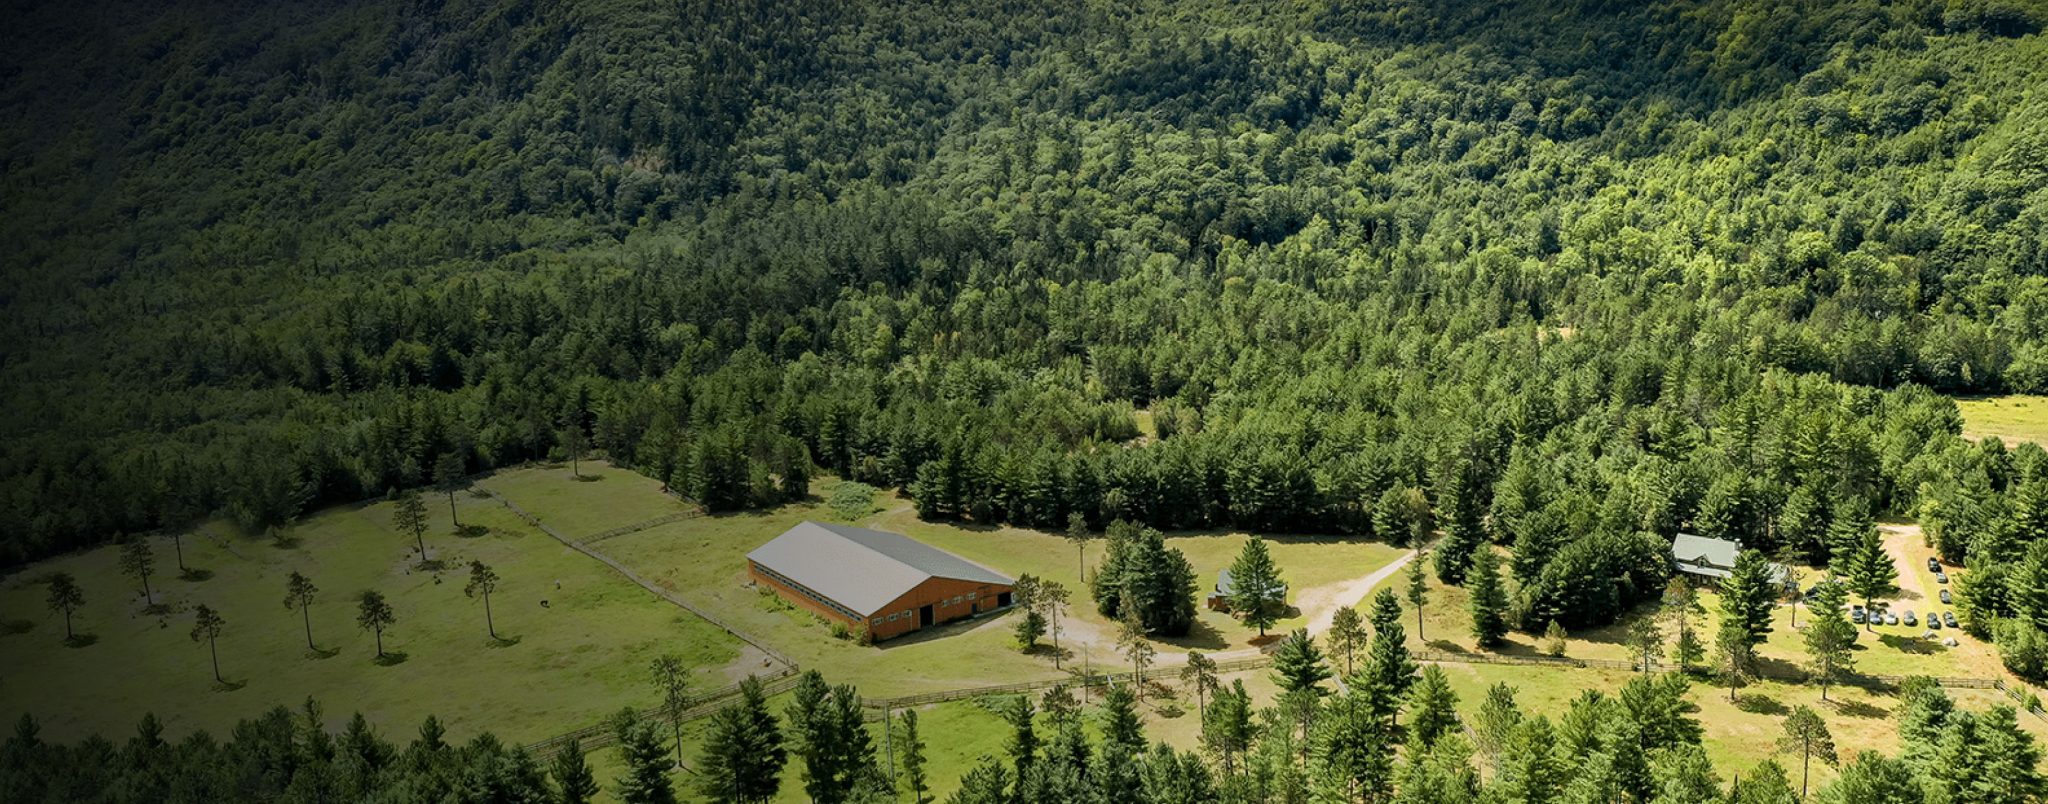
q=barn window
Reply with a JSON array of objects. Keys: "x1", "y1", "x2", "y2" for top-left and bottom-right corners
[{"x1": 966, "y1": 592, "x2": 978, "y2": 599}]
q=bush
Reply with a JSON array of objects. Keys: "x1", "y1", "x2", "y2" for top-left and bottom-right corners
[
  {"x1": 829, "y1": 482, "x2": 878, "y2": 519},
  {"x1": 1997, "y1": 619, "x2": 2048, "y2": 681}
]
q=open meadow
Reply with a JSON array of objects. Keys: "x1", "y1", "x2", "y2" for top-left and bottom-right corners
[
  {"x1": 1956, "y1": 394, "x2": 2048, "y2": 447},
  {"x1": 0, "y1": 468, "x2": 745, "y2": 745}
]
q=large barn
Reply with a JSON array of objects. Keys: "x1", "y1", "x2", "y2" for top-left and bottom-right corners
[{"x1": 747, "y1": 521, "x2": 1015, "y2": 642}]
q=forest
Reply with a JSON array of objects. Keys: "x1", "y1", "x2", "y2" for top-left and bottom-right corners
[{"x1": 2, "y1": 0, "x2": 2048, "y2": 792}]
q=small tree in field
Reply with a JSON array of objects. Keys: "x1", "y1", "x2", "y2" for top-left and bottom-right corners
[
  {"x1": 1626, "y1": 616, "x2": 1664, "y2": 673},
  {"x1": 1543, "y1": 620, "x2": 1568, "y2": 657},
  {"x1": 1181, "y1": 651, "x2": 1219, "y2": 714},
  {"x1": 1328, "y1": 606, "x2": 1367, "y2": 676},
  {"x1": 1012, "y1": 575, "x2": 1047, "y2": 650},
  {"x1": 190, "y1": 604, "x2": 226, "y2": 684},
  {"x1": 1405, "y1": 552, "x2": 1429, "y2": 642},
  {"x1": 464, "y1": 560, "x2": 501, "y2": 640},
  {"x1": 651, "y1": 654, "x2": 689, "y2": 770},
  {"x1": 119, "y1": 538, "x2": 158, "y2": 610},
  {"x1": 284, "y1": 571, "x2": 318, "y2": 651},
  {"x1": 1065, "y1": 513, "x2": 1092, "y2": 581},
  {"x1": 1229, "y1": 536, "x2": 1286, "y2": 638},
  {"x1": 1779, "y1": 705, "x2": 1838, "y2": 799},
  {"x1": 1037, "y1": 579, "x2": 1071, "y2": 667},
  {"x1": 434, "y1": 452, "x2": 468, "y2": 530},
  {"x1": 561, "y1": 426, "x2": 589, "y2": 478},
  {"x1": 1716, "y1": 620, "x2": 1755, "y2": 702},
  {"x1": 357, "y1": 590, "x2": 397, "y2": 660},
  {"x1": 47, "y1": 573, "x2": 84, "y2": 642},
  {"x1": 394, "y1": 492, "x2": 429, "y2": 560},
  {"x1": 1118, "y1": 609, "x2": 1156, "y2": 693}
]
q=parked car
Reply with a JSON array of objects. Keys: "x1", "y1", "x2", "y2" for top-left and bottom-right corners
[
  {"x1": 1904, "y1": 610, "x2": 1918, "y2": 626},
  {"x1": 1929, "y1": 617, "x2": 1942, "y2": 631},
  {"x1": 1852, "y1": 607, "x2": 1867, "y2": 624},
  {"x1": 1929, "y1": 557, "x2": 1941, "y2": 572},
  {"x1": 1941, "y1": 589, "x2": 1953, "y2": 604},
  {"x1": 1944, "y1": 611, "x2": 1958, "y2": 628},
  {"x1": 1936, "y1": 571, "x2": 1949, "y2": 584},
  {"x1": 1885, "y1": 611, "x2": 1899, "y2": 626}
]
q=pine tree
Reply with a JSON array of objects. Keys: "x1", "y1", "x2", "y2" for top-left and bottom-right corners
[
  {"x1": 356, "y1": 590, "x2": 396, "y2": 660},
  {"x1": 1666, "y1": 578, "x2": 1707, "y2": 672},
  {"x1": 697, "y1": 676, "x2": 784, "y2": 803},
  {"x1": 1543, "y1": 619, "x2": 1568, "y2": 657},
  {"x1": 1716, "y1": 620, "x2": 1756, "y2": 703},
  {"x1": 553, "y1": 739, "x2": 602, "y2": 804},
  {"x1": 1720, "y1": 548, "x2": 1778, "y2": 646},
  {"x1": 1626, "y1": 616, "x2": 1664, "y2": 673},
  {"x1": 1361, "y1": 601, "x2": 1418, "y2": 729},
  {"x1": 433, "y1": 452, "x2": 467, "y2": 530},
  {"x1": 612, "y1": 709, "x2": 678, "y2": 804},
  {"x1": 1100, "y1": 683, "x2": 1145, "y2": 756},
  {"x1": 1804, "y1": 578, "x2": 1857, "y2": 700},
  {"x1": 1468, "y1": 547, "x2": 1508, "y2": 647},
  {"x1": 650, "y1": 655, "x2": 688, "y2": 770},
  {"x1": 1406, "y1": 665, "x2": 1459, "y2": 749},
  {"x1": 46, "y1": 572, "x2": 84, "y2": 642},
  {"x1": 1327, "y1": 607, "x2": 1366, "y2": 677},
  {"x1": 1836, "y1": 525, "x2": 1896, "y2": 634},
  {"x1": 1405, "y1": 552, "x2": 1429, "y2": 642},
  {"x1": 188, "y1": 604, "x2": 226, "y2": 684},
  {"x1": 899, "y1": 709, "x2": 929, "y2": 804},
  {"x1": 1200, "y1": 680, "x2": 1254, "y2": 777},
  {"x1": 1473, "y1": 683, "x2": 1521, "y2": 780},
  {"x1": 118, "y1": 538, "x2": 157, "y2": 610},
  {"x1": 1495, "y1": 716, "x2": 1563, "y2": 803},
  {"x1": 1270, "y1": 629, "x2": 1332, "y2": 696},
  {"x1": 465, "y1": 560, "x2": 501, "y2": 641},
  {"x1": 1180, "y1": 651, "x2": 1219, "y2": 715},
  {"x1": 1228, "y1": 536, "x2": 1284, "y2": 637},
  {"x1": 284, "y1": 571, "x2": 319, "y2": 651},
  {"x1": 394, "y1": 491, "x2": 430, "y2": 560},
  {"x1": 1002, "y1": 696, "x2": 1036, "y2": 785},
  {"x1": 1779, "y1": 705, "x2": 1838, "y2": 799},
  {"x1": 1064, "y1": 512, "x2": 1092, "y2": 582}
]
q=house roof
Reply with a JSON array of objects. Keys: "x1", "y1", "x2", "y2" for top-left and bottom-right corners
[
  {"x1": 747, "y1": 521, "x2": 1012, "y2": 616},
  {"x1": 1672, "y1": 532, "x2": 1796, "y2": 585},
  {"x1": 1672, "y1": 532, "x2": 1739, "y2": 569},
  {"x1": 1215, "y1": 567, "x2": 1287, "y2": 599}
]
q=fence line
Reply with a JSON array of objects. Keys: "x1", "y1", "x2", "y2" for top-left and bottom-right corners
[
  {"x1": 583, "y1": 510, "x2": 706, "y2": 545},
  {"x1": 480, "y1": 489, "x2": 796, "y2": 670},
  {"x1": 1408, "y1": 649, "x2": 2000, "y2": 689},
  {"x1": 524, "y1": 668, "x2": 803, "y2": 758}
]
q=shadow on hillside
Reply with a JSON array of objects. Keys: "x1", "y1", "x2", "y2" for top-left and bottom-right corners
[
  {"x1": 1826, "y1": 697, "x2": 1889, "y2": 720},
  {"x1": 1878, "y1": 634, "x2": 1940, "y2": 655},
  {"x1": 1154, "y1": 619, "x2": 1231, "y2": 652},
  {"x1": 1736, "y1": 694, "x2": 1789, "y2": 716},
  {"x1": 1, "y1": 619, "x2": 33, "y2": 636},
  {"x1": 373, "y1": 651, "x2": 410, "y2": 666}
]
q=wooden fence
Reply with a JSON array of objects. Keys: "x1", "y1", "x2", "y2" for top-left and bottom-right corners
[{"x1": 524, "y1": 668, "x2": 803, "y2": 758}]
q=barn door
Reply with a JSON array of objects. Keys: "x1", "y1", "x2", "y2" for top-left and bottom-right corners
[{"x1": 919, "y1": 605, "x2": 934, "y2": 627}]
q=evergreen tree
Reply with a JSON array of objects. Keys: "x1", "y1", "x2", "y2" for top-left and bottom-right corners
[
  {"x1": 1099, "y1": 683, "x2": 1145, "y2": 756},
  {"x1": 1011, "y1": 575, "x2": 1047, "y2": 650},
  {"x1": 1817, "y1": 752, "x2": 1921, "y2": 804},
  {"x1": 1064, "y1": 512, "x2": 1091, "y2": 582},
  {"x1": 1467, "y1": 547, "x2": 1507, "y2": 647},
  {"x1": 1804, "y1": 578, "x2": 1858, "y2": 700},
  {"x1": 650, "y1": 655, "x2": 689, "y2": 771},
  {"x1": 1720, "y1": 548, "x2": 1779, "y2": 646},
  {"x1": 1180, "y1": 651, "x2": 1219, "y2": 715},
  {"x1": 1779, "y1": 705, "x2": 1838, "y2": 799},
  {"x1": 1727, "y1": 759, "x2": 1800, "y2": 804},
  {"x1": 1716, "y1": 620, "x2": 1756, "y2": 703},
  {"x1": 356, "y1": 590, "x2": 396, "y2": 660},
  {"x1": 1328, "y1": 607, "x2": 1367, "y2": 677},
  {"x1": 465, "y1": 560, "x2": 501, "y2": 641},
  {"x1": 1271, "y1": 629, "x2": 1332, "y2": 697},
  {"x1": 1473, "y1": 683, "x2": 1521, "y2": 780},
  {"x1": 1495, "y1": 716, "x2": 1563, "y2": 803},
  {"x1": 394, "y1": 491, "x2": 430, "y2": 560},
  {"x1": 1362, "y1": 600, "x2": 1418, "y2": 727},
  {"x1": 284, "y1": 571, "x2": 319, "y2": 651},
  {"x1": 1650, "y1": 744, "x2": 1723, "y2": 803},
  {"x1": 1625, "y1": 616, "x2": 1664, "y2": 673},
  {"x1": 118, "y1": 538, "x2": 157, "y2": 610},
  {"x1": 433, "y1": 452, "x2": 467, "y2": 530},
  {"x1": 1543, "y1": 619, "x2": 1568, "y2": 657},
  {"x1": 189, "y1": 604, "x2": 226, "y2": 684},
  {"x1": 696, "y1": 676, "x2": 784, "y2": 804},
  {"x1": 899, "y1": 709, "x2": 929, "y2": 804},
  {"x1": 552, "y1": 739, "x2": 602, "y2": 804},
  {"x1": 45, "y1": 572, "x2": 84, "y2": 642},
  {"x1": 1405, "y1": 552, "x2": 1429, "y2": 642},
  {"x1": 1228, "y1": 536, "x2": 1284, "y2": 637},
  {"x1": 1665, "y1": 578, "x2": 1707, "y2": 672},
  {"x1": 1003, "y1": 695, "x2": 1037, "y2": 786},
  {"x1": 612, "y1": 709, "x2": 678, "y2": 804},
  {"x1": 1406, "y1": 665, "x2": 1459, "y2": 749},
  {"x1": 1200, "y1": 680, "x2": 1255, "y2": 777},
  {"x1": 1837, "y1": 525, "x2": 1897, "y2": 634}
]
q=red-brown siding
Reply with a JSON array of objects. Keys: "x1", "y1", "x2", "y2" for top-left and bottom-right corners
[{"x1": 748, "y1": 561, "x2": 1011, "y2": 642}]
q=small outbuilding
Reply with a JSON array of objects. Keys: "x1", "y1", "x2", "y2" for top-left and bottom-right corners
[
  {"x1": 1206, "y1": 567, "x2": 1288, "y2": 612},
  {"x1": 747, "y1": 521, "x2": 1014, "y2": 642}
]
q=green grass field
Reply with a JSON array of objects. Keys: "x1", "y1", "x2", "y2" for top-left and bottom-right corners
[
  {"x1": 1956, "y1": 395, "x2": 2048, "y2": 447},
  {"x1": 586, "y1": 473, "x2": 1406, "y2": 697},
  {"x1": 0, "y1": 469, "x2": 745, "y2": 745}
]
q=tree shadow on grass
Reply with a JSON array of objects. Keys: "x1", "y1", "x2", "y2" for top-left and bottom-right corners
[
  {"x1": 489, "y1": 635, "x2": 523, "y2": 649},
  {"x1": 456, "y1": 525, "x2": 491, "y2": 539},
  {"x1": 305, "y1": 646, "x2": 341, "y2": 660},
  {"x1": 1736, "y1": 694, "x2": 1790, "y2": 716},
  {"x1": 373, "y1": 652, "x2": 410, "y2": 666},
  {"x1": 1878, "y1": 634, "x2": 1941, "y2": 655},
  {"x1": 0, "y1": 619, "x2": 32, "y2": 636},
  {"x1": 179, "y1": 568, "x2": 214, "y2": 582},
  {"x1": 1152, "y1": 619, "x2": 1231, "y2": 652},
  {"x1": 64, "y1": 634, "x2": 99, "y2": 648},
  {"x1": 213, "y1": 679, "x2": 248, "y2": 693},
  {"x1": 1824, "y1": 697, "x2": 1889, "y2": 719},
  {"x1": 571, "y1": 473, "x2": 603, "y2": 483}
]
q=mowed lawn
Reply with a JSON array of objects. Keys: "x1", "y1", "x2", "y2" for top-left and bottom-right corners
[
  {"x1": 0, "y1": 484, "x2": 743, "y2": 745},
  {"x1": 1400, "y1": 545, "x2": 2004, "y2": 681},
  {"x1": 1956, "y1": 394, "x2": 2048, "y2": 447},
  {"x1": 577, "y1": 473, "x2": 1405, "y2": 697}
]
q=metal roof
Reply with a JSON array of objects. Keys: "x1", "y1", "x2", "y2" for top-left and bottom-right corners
[
  {"x1": 1672, "y1": 532, "x2": 1739, "y2": 569},
  {"x1": 746, "y1": 521, "x2": 1012, "y2": 616}
]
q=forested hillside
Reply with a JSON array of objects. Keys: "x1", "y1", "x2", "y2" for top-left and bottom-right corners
[{"x1": 2, "y1": 0, "x2": 2046, "y2": 649}]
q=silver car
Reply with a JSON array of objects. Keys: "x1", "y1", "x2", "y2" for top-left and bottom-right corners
[
  {"x1": 1903, "y1": 610, "x2": 1918, "y2": 626},
  {"x1": 1884, "y1": 611, "x2": 1899, "y2": 626}
]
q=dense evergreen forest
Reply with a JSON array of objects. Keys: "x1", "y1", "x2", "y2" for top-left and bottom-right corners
[{"x1": 3, "y1": 0, "x2": 2048, "y2": 641}]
